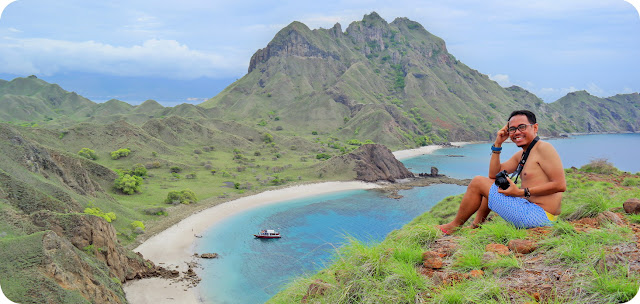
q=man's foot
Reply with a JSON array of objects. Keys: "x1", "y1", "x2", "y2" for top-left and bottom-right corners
[{"x1": 437, "y1": 225, "x2": 454, "y2": 235}]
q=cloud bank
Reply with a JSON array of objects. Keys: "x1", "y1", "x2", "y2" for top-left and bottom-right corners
[{"x1": 0, "y1": 37, "x2": 247, "y2": 79}]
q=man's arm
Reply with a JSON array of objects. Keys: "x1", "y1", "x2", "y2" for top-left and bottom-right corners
[{"x1": 488, "y1": 124, "x2": 521, "y2": 178}]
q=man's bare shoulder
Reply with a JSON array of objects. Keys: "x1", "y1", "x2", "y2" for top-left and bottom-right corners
[{"x1": 535, "y1": 140, "x2": 560, "y2": 157}]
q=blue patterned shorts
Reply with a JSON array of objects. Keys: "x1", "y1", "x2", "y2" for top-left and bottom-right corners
[{"x1": 488, "y1": 184, "x2": 556, "y2": 229}]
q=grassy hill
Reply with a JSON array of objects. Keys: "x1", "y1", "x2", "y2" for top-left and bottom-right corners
[{"x1": 268, "y1": 163, "x2": 640, "y2": 303}]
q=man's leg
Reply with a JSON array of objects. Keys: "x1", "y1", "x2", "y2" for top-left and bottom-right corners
[
  {"x1": 471, "y1": 197, "x2": 490, "y2": 228},
  {"x1": 438, "y1": 176, "x2": 493, "y2": 233}
]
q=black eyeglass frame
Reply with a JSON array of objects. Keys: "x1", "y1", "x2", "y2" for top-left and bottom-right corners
[{"x1": 507, "y1": 123, "x2": 535, "y2": 134}]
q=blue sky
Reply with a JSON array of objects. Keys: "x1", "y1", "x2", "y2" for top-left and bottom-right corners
[{"x1": 0, "y1": 0, "x2": 638, "y2": 106}]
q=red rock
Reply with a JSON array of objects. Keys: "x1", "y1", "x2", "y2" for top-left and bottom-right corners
[
  {"x1": 508, "y1": 239, "x2": 537, "y2": 254},
  {"x1": 597, "y1": 211, "x2": 624, "y2": 226},
  {"x1": 306, "y1": 279, "x2": 332, "y2": 297},
  {"x1": 623, "y1": 198, "x2": 640, "y2": 214},
  {"x1": 422, "y1": 251, "x2": 443, "y2": 269},
  {"x1": 485, "y1": 243, "x2": 510, "y2": 255},
  {"x1": 468, "y1": 270, "x2": 484, "y2": 278}
]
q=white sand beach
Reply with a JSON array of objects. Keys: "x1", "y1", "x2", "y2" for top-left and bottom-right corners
[{"x1": 124, "y1": 143, "x2": 460, "y2": 304}]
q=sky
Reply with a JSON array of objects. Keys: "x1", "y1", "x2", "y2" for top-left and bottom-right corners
[{"x1": 0, "y1": 0, "x2": 639, "y2": 106}]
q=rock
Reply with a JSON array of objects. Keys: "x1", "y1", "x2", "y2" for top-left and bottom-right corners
[
  {"x1": 508, "y1": 239, "x2": 537, "y2": 254},
  {"x1": 422, "y1": 251, "x2": 443, "y2": 269},
  {"x1": 200, "y1": 253, "x2": 219, "y2": 259},
  {"x1": 302, "y1": 279, "x2": 333, "y2": 302},
  {"x1": 320, "y1": 144, "x2": 414, "y2": 182},
  {"x1": 482, "y1": 252, "x2": 498, "y2": 263},
  {"x1": 485, "y1": 243, "x2": 510, "y2": 255},
  {"x1": 430, "y1": 167, "x2": 439, "y2": 176},
  {"x1": 623, "y1": 198, "x2": 640, "y2": 214},
  {"x1": 468, "y1": 269, "x2": 484, "y2": 278},
  {"x1": 596, "y1": 211, "x2": 624, "y2": 226}
]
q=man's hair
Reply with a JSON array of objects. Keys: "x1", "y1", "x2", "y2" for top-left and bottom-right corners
[{"x1": 508, "y1": 110, "x2": 537, "y2": 124}]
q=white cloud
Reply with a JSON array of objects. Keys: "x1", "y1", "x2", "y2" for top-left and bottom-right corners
[
  {"x1": 0, "y1": 37, "x2": 247, "y2": 79},
  {"x1": 488, "y1": 74, "x2": 512, "y2": 87}
]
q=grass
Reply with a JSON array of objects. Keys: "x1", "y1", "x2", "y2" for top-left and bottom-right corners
[{"x1": 268, "y1": 166, "x2": 640, "y2": 303}]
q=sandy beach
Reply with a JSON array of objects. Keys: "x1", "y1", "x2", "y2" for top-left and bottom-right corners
[{"x1": 124, "y1": 144, "x2": 458, "y2": 304}]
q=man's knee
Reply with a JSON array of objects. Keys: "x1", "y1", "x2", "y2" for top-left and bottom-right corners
[{"x1": 468, "y1": 176, "x2": 492, "y2": 193}]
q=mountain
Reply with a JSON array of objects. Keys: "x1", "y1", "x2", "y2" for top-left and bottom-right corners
[{"x1": 200, "y1": 12, "x2": 638, "y2": 147}]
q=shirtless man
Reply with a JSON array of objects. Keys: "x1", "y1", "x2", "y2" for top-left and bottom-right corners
[{"x1": 437, "y1": 110, "x2": 566, "y2": 234}]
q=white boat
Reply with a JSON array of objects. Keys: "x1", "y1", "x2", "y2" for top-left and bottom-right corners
[{"x1": 254, "y1": 229, "x2": 281, "y2": 239}]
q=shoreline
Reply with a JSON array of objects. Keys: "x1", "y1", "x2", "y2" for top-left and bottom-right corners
[
  {"x1": 123, "y1": 143, "x2": 459, "y2": 304},
  {"x1": 123, "y1": 181, "x2": 381, "y2": 304}
]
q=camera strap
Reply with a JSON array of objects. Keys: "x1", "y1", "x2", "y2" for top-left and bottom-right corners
[{"x1": 510, "y1": 136, "x2": 539, "y2": 184}]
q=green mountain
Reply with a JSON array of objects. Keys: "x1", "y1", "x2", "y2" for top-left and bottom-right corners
[{"x1": 200, "y1": 12, "x2": 638, "y2": 147}]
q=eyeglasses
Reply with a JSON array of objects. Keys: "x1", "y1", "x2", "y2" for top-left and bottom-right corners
[{"x1": 507, "y1": 124, "x2": 535, "y2": 134}]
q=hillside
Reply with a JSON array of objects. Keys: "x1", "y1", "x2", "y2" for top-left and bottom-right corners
[{"x1": 268, "y1": 164, "x2": 640, "y2": 303}]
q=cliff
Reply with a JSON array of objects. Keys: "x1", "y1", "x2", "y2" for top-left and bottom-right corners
[{"x1": 318, "y1": 144, "x2": 414, "y2": 182}]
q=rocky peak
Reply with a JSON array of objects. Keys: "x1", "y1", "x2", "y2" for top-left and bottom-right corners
[
  {"x1": 248, "y1": 21, "x2": 339, "y2": 73},
  {"x1": 346, "y1": 12, "x2": 391, "y2": 54}
]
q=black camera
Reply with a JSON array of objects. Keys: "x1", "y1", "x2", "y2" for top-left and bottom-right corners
[{"x1": 495, "y1": 170, "x2": 511, "y2": 190}]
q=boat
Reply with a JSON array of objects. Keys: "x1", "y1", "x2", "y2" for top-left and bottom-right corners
[{"x1": 254, "y1": 229, "x2": 281, "y2": 239}]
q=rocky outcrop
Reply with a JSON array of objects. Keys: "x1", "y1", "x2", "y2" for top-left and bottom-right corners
[
  {"x1": 248, "y1": 22, "x2": 340, "y2": 73},
  {"x1": 31, "y1": 211, "x2": 158, "y2": 282},
  {"x1": 329, "y1": 144, "x2": 414, "y2": 182}
]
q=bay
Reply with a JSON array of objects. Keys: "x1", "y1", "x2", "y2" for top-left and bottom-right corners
[{"x1": 196, "y1": 133, "x2": 640, "y2": 304}]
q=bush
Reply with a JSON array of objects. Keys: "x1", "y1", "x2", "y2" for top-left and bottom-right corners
[
  {"x1": 142, "y1": 207, "x2": 168, "y2": 216},
  {"x1": 130, "y1": 221, "x2": 145, "y2": 231},
  {"x1": 264, "y1": 133, "x2": 274, "y2": 143},
  {"x1": 164, "y1": 189, "x2": 198, "y2": 205},
  {"x1": 316, "y1": 153, "x2": 332, "y2": 160},
  {"x1": 193, "y1": 149, "x2": 202, "y2": 154},
  {"x1": 185, "y1": 172, "x2": 197, "y2": 179},
  {"x1": 114, "y1": 174, "x2": 143, "y2": 194},
  {"x1": 84, "y1": 207, "x2": 117, "y2": 223},
  {"x1": 580, "y1": 158, "x2": 619, "y2": 175},
  {"x1": 132, "y1": 163, "x2": 147, "y2": 177},
  {"x1": 622, "y1": 178, "x2": 640, "y2": 187},
  {"x1": 110, "y1": 148, "x2": 131, "y2": 160},
  {"x1": 78, "y1": 148, "x2": 98, "y2": 160},
  {"x1": 170, "y1": 166, "x2": 182, "y2": 173}
]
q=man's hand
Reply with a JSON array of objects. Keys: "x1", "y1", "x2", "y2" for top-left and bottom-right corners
[
  {"x1": 495, "y1": 124, "x2": 509, "y2": 147},
  {"x1": 497, "y1": 177, "x2": 522, "y2": 197}
]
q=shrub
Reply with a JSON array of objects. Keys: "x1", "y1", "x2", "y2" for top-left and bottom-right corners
[
  {"x1": 193, "y1": 149, "x2": 202, "y2": 154},
  {"x1": 110, "y1": 148, "x2": 131, "y2": 160},
  {"x1": 78, "y1": 148, "x2": 98, "y2": 160},
  {"x1": 580, "y1": 158, "x2": 619, "y2": 175},
  {"x1": 84, "y1": 207, "x2": 117, "y2": 223},
  {"x1": 164, "y1": 189, "x2": 198, "y2": 205},
  {"x1": 622, "y1": 177, "x2": 640, "y2": 187},
  {"x1": 316, "y1": 153, "x2": 332, "y2": 160},
  {"x1": 145, "y1": 161, "x2": 161, "y2": 169},
  {"x1": 263, "y1": 133, "x2": 274, "y2": 143},
  {"x1": 142, "y1": 207, "x2": 167, "y2": 216},
  {"x1": 114, "y1": 174, "x2": 143, "y2": 194},
  {"x1": 185, "y1": 172, "x2": 197, "y2": 179},
  {"x1": 170, "y1": 166, "x2": 182, "y2": 173},
  {"x1": 130, "y1": 221, "x2": 145, "y2": 232},
  {"x1": 311, "y1": 131, "x2": 318, "y2": 135},
  {"x1": 132, "y1": 163, "x2": 147, "y2": 177}
]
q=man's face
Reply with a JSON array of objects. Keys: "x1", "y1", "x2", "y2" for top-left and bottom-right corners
[{"x1": 508, "y1": 115, "x2": 538, "y2": 147}]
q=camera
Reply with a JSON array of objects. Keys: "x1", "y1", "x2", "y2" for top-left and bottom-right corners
[{"x1": 495, "y1": 170, "x2": 511, "y2": 190}]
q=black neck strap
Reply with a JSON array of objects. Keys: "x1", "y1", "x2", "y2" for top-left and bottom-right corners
[{"x1": 511, "y1": 136, "x2": 540, "y2": 184}]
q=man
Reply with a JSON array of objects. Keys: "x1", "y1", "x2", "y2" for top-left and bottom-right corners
[{"x1": 437, "y1": 110, "x2": 566, "y2": 234}]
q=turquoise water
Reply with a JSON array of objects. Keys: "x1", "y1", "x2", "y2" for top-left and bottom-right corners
[{"x1": 196, "y1": 133, "x2": 640, "y2": 303}]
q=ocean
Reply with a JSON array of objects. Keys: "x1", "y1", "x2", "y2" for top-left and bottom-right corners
[{"x1": 195, "y1": 133, "x2": 640, "y2": 303}]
